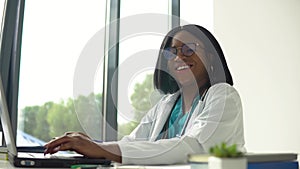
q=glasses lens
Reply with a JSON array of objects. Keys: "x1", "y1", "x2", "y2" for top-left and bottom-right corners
[
  {"x1": 163, "y1": 47, "x2": 177, "y2": 60},
  {"x1": 182, "y1": 43, "x2": 196, "y2": 56}
]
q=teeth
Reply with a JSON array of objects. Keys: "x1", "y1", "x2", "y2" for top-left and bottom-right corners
[{"x1": 176, "y1": 65, "x2": 190, "y2": 71}]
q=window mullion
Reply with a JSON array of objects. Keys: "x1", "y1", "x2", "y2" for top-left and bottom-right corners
[
  {"x1": 169, "y1": 0, "x2": 180, "y2": 29},
  {"x1": 102, "y1": 0, "x2": 120, "y2": 141}
]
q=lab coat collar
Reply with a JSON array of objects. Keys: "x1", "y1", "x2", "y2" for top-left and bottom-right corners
[{"x1": 149, "y1": 91, "x2": 181, "y2": 141}]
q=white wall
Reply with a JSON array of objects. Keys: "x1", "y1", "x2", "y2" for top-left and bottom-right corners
[{"x1": 214, "y1": 0, "x2": 300, "y2": 156}]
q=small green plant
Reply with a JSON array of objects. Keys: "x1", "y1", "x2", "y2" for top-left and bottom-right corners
[{"x1": 209, "y1": 142, "x2": 244, "y2": 158}]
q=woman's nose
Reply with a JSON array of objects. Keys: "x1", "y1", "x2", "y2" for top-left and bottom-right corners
[{"x1": 174, "y1": 51, "x2": 187, "y2": 62}]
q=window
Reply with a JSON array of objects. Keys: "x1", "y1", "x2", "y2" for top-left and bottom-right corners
[
  {"x1": 117, "y1": 0, "x2": 168, "y2": 139},
  {"x1": 0, "y1": 0, "x2": 4, "y2": 25},
  {"x1": 17, "y1": 0, "x2": 106, "y2": 146}
]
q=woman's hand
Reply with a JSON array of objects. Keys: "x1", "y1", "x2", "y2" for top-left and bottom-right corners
[
  {"x1": 44, "y1": 132, "x2": 122, "y2": 163},
  {"x1": 44, "y1": 132, "x2": 100, "y2": 157}
]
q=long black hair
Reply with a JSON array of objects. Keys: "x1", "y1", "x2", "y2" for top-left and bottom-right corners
[{"x1": 154, "y1": 24, "x2": 233, "y2": 94}]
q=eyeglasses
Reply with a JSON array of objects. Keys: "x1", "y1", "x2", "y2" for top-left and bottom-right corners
[{"x1": 163, "y1": 43, "x2": 201, "y2": 60}]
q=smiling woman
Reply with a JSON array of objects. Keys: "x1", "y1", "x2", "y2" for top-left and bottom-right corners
[{"x1": 45, "y1": 24, "x2": 245, "y2": 165}]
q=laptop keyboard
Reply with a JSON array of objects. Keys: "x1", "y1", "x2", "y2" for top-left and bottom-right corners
[{"x1": 18, "y1": 152, "x2": 84, "y2": 159}]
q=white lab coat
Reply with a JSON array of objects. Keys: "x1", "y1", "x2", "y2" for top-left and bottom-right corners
[{"x1": 117, "y1": 83, "x2": 245, "y2": 165}]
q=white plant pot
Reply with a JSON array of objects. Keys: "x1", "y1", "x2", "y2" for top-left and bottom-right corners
[{"x1": 208, "y1": 156, "x2": 247, "y2": 169}]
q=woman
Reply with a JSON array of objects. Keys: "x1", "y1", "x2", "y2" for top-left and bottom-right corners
[{"x1": 44, "y1": 24, "x2": 245, "y2": 165}]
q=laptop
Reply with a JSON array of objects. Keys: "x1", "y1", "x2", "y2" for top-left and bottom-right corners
[{"x1": 0, "y1": 76, "x2": 111, "y2": 168}]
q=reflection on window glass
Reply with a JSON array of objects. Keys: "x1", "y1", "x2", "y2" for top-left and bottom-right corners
[
  {"x1": 181, "y1": 0, "x2": 213, "y2": 32},
  {"x1": 17, "y1": 0, "x2": 105, "y2": 146},
  {"x1": 117, "y1": 0, "x2": 168, "y2": 139},
  {"x1": 0, "y1": 0, "x2": 5, "y2": 30}
]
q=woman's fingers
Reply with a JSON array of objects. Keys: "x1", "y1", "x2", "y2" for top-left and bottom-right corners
[
  {"x1": 43, "y1": 131, "x2": 121, "y2": 162},
  {"x1": 44, "y1": 133, "x2": 91, "y2": 155},
  {"x1": 44, "y1": 146, "x2": 60, "y2": 155},
  {"x1": 44, "y1": 135, "x2": 72, "y2": 154},
  {"x1": 64, "y1": 132, "x2": 91, "y2": 140}
]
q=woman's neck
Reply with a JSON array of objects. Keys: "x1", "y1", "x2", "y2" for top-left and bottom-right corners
[
  {"x1": 181, "y1": 86, "x2": 199, "y2": 114},
  {"x1": 181, "y1": 81, "x2": 208, "y2": 114}
]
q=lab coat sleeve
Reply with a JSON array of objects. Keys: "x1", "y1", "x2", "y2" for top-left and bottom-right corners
[
  {"x1": 118, "y1": 136, "x2": 204, "y2": 165},
  {"x1": 185, "y1": 83, "x2": 245, "y2": 153}
]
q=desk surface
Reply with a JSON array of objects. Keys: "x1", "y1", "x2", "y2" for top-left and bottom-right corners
[
  {"x1": 0, "y1": 160, "x2": 19, "y2": 169},
  {"x1": 1, "y1": 159, "x2": 298, "y2": 169},
  {"x1": 0, "y1": 160, "x2": 194, "y2": 169}
]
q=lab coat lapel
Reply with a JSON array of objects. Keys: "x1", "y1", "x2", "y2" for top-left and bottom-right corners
[
  {"x1": 184, "y1": 88, "x2": 208, "y2": 132},
  {"x1": 149, "y1": 92, "x2": 180, "y2": 141},
  {"x1": 185, "y1": 100, "x2": 205, "y2": 131}
]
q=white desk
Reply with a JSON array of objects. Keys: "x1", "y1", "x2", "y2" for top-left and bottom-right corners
[
  {"x1": 0, "y1": 160, "x2": 198, "y2": 169},
  {"x1": 0, "y1": 160, "x2": 21, "y2": 169},
  {"x1": 1, "y1": 160, "x2": 299, "y2": 169}
]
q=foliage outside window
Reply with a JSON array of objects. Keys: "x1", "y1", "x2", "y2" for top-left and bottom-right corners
[
  {"x1": 118, "y1": 74, "x2": 162, "y2": 139},
  {"x1": 20, "y1": 74, "x2": 162, "y2": 142}
]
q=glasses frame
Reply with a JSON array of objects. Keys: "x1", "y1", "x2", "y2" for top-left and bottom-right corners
[{"x1": 163, "y1": 43, "x2": 202, "y2": 60}]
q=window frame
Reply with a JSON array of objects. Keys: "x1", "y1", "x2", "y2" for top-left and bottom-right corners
[{"x1": 0, "y1": 0, "x2": 24, "y2": 145}]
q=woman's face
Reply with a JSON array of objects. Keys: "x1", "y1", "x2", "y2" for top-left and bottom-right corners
[{"x1": 167, "y1": 30, "x2": 209, "y2": 89}]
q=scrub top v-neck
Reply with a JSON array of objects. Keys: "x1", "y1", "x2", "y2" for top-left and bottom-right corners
[{"x1": 167, "y1": 95, "x2": 200, "y2": 139}]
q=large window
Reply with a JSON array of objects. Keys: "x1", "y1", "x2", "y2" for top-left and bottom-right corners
[
  {"x1": 17, "y1": 0, "x2": 106, "y2": 146},
  {"x1": 117, "y1": 0, "x2": 168, "y2": 139}
]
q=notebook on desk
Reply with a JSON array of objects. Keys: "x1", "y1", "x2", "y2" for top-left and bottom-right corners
[{"x1": 0, "y1": 76, "x2": 111, "y2": 168}]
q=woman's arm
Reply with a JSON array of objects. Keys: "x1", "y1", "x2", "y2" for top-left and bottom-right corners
[
  {"x1": 44, "y1": 84, "x2": 244, "y2": 165},
  {"x1": 43, "y1": 95, "x2": 169, "y2": 163},
  {"x1": 118, "y1": 136, "x2": 204, "y2": 164}
]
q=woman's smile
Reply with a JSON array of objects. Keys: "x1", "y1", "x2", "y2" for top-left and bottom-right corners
[{"x1": 174, "y1": 63, "x2": 193, "y2": 71}]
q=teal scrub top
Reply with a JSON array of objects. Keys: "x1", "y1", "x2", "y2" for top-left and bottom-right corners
[{"x1": 167, "y1": 95, "x2": 200, "y2": 138}]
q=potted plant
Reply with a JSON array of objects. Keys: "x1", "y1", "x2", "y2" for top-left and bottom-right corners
[{"x1": 208, "y1": 142, "x2": 246, "y2": 169}]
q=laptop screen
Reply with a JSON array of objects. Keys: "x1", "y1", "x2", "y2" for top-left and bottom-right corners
[{"x1": 0, "y1": 75, "x2": 18, "y2": 156}]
